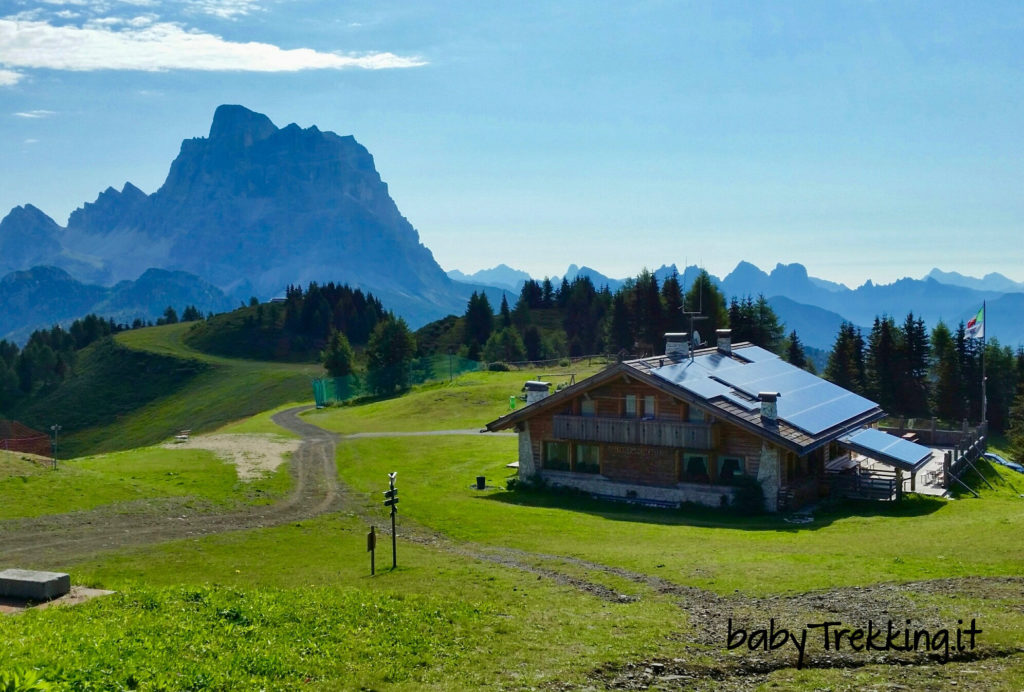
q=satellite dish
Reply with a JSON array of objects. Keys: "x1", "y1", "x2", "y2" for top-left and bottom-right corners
[{"x1": 692, "y1": 330, "x2": 703, "y2": 347}]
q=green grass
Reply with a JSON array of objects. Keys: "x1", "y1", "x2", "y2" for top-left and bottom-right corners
[
  {"x1": 334, "y1": 435, "x2": 1024, "y2": 596},
  {"x1": 0, "y1": 443, "x2": 291, "y2": 518},
  {"x1": 0, "y1": 514, "x2": 683, "y2": 690},
  {"x1": 52, "y1": 323, "x2": 318, "y2": 456},
  {"x1": 305, "y1": 366, "x2": 601, "y2": 434},
  {"x1": 1, "y1": 368, "x2": 1021, "y2": 689}
]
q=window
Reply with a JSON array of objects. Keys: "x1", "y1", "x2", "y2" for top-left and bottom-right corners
[
  {"x1": 574, "y1": 444, "x2": 600, "y2": 474},
  {"x1": 688, "y1": 405, "x2": 705, "y2": 423},
  {"x1": 581, "y1": 398, "x2": 596, "y2": 417},
  {"x1": 624, "y1": 395, "x2": 637, "y2": 418},
  {"x1": 719, "y1": 457, "x2": 745, "y2": 484},
  {"x1": 543, "y1": 441, "x2": 570, "y2": 471},
  {"x1": 643, "y1": 395, "x2": 656, "y2": 420},
  {"x1": 683, "y1": 454, "x2": 709, "y2": 483}
]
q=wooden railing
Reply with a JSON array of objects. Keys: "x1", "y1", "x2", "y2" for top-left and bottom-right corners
[{"x1": 552, "y1": 415, "x2": 713, "y2": 449}]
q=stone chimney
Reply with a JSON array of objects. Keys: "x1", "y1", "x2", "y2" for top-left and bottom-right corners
[
  {"x1": 523, "y1": 380, "x2": 552, "y2": 405},
  {"x1": 665, "y1": 333, "x2": 689, "y2": 358},
  {"x1": 759, "y1": 392, "x2": 780, "y2": 422},
  {"x1": 717, "y1": 329, "x2": 732, "y2": 354}
]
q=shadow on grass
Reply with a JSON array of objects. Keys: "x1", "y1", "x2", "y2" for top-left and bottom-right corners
[{"x1": 480, "y1": 484, "x2": 947, "y2": 532}]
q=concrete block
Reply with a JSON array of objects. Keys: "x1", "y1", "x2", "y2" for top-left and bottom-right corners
[{"x1": 0, "y1": 569, "x2": 71, "y2": 601}]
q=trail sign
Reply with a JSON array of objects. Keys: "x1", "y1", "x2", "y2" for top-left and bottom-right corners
[{"x1": 384, "y1": 472, "x2": 398, "y2": 569}]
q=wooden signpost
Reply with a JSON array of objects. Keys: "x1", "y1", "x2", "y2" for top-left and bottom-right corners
[{"x1": 383, "y1": 472, "x2": 398, "y2": 569}]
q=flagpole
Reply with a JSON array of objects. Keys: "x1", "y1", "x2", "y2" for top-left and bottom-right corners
[{"x1": 981, "y1": 300, "x2": 987, "y2": 428}]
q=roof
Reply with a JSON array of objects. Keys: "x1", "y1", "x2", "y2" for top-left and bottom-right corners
[
  {"x1": 838, "y1": 428, "x2": 933, "y2": 473},
  {"x1": 486, "y1": 343, "x2": 885, "y2": 455}
]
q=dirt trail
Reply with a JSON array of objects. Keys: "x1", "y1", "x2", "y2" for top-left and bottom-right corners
[{"x1": 0, "y1": 406, "x2": 343, "y2": 567}]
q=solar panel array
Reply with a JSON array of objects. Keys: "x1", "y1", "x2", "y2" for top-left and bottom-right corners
[
  {"x1": 839, "y1": 428, "x2": 932, "y2": 471},
  {"x1": 652, "y1": 347, "x2": 879, "y2": 436}
]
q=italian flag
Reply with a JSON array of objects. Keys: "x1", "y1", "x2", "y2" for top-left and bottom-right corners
[{"x1": 966, "y1": 304, "x2": 985, "y2": 339}]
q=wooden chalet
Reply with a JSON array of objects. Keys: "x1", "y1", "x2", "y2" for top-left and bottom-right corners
[{"x1": 486, "y1": 331, "x2": 933, "y2": 512}]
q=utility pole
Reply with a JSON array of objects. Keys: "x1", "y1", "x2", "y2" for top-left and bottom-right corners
[
  {"x1": 50, "y1": 424, "x2": 61, "y2": 470},
  {"x1": 383, "y1": 472, "x2": 399, "y2": 569}
]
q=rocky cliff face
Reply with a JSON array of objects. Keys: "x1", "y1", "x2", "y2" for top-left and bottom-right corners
[{"x1": 1, "y1": 105, "x2": 470, "y2": 328}]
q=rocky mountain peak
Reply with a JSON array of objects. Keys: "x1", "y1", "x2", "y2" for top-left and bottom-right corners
[{"x1": 208, "y1": 104, "x2": 278, "y2": 149}]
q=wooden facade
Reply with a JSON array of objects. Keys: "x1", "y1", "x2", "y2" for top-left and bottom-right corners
[
  {"x1": 515, "y1": 375, "x2": 825, "y2": 509},
  {"x1": 487, "y1": 340, "x2": 892, "y2": 513}
]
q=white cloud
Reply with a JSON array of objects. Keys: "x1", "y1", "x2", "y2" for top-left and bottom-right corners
[
  {"x1": 24, "y1": 138, "x2": 39, "y2": 144},
  {"x1": 0, "y1": 68, "x2": 23, "y2": 85},
  {"x1": 186, "y1": 0, "x2": 263, "y2": 20},
  {"x1": 0, "y1": 19, "x2": 427, "y2": 72},
  {"x1": 13, "y1": 109, "x2": 57, "y2": 118}
]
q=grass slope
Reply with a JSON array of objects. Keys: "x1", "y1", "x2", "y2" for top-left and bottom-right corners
[{"x1": 53, "y1": 323, "x2": 318, "y2": 456}]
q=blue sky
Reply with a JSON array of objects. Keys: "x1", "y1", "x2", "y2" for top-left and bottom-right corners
[{"x1": 2, "y1": 1, "x2": 1022, "y2": 287}]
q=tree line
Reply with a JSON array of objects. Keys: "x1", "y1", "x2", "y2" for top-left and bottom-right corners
[
  {"x1": 0, "y1": 306, "x2": 211, "y2": 412},
  {"x1": 452, "y1": 269, "x2": 804, "y2": 366},
  {"x1": 824, "y1": 314, "x2": 1024, "y2": 432}
]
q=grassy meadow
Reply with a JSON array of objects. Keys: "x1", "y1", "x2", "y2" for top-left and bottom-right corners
[{"x1": 1, "y1": 343, "x2": 1022, "y2": 690}]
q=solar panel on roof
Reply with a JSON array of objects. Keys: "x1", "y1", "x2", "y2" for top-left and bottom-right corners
[
  {"x1": 652, "y1": 345, "x2": 881, "y2": 436},
  {"x1": 722, "y1": 392, "x2": 759, "y2": 411},
  {"x1": 839, "y1": 428, "x2": 932, "y2": 471},
  {"x1": 734, "y1": 345, "x2": 780, "y2": 363}
]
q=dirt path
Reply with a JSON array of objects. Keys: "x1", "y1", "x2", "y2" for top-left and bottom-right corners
[{"x1": 0, "y1": 406, "x2": 343, "y2": 567}]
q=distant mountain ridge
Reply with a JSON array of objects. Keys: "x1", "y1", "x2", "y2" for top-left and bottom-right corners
[
  {"x1": 0, "y1": 266, "x2": 233, "y2": 343},
  {"x1": 451, "y1": 260, "x2": 1024, "y2": 348}
]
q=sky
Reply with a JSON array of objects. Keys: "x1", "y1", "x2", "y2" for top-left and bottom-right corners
[{"x1": 1, "y1": 1, "x2": 1022, "y2": 288}]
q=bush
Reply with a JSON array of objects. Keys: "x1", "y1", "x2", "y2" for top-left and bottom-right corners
[{"x1": 730, "y1": 476, "x2": 765, "y2": 514}]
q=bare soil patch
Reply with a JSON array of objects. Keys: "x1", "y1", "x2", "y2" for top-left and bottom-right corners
[{"x1": 163, "y1": 433, "x2": 300, "y2": 481}]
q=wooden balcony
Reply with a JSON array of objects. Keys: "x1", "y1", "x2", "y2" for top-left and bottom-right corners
[{"x1": 552, "y1": 415, "x2": 714, "y2": 449}]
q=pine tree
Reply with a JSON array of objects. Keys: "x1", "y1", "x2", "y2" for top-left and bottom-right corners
[
  {"x1": 463, "y1": 292, "x2": 494, "y2": 347},
  {"x1": 321, "y1": 329, "x2": 355, "y2": 377},
  {"x1": 660, "y1": 273, "x2": 685, "y2": 334},
  {"x1": 785, "y1": 330, "x2": 807, "y2": 369},
  {"x1": 499, "y1": 294, "x2": 512, "y2": 328},
  {"x1": 682, "y1": 270, "x2": 728, "y2": 341},
  {"x1": 825, "y1": 322, "x2": 866, "y2": 395},
  {"x1": 930, "y1": 321, "x2": 963, "y2": 422},
  {"x1": 366, "y1": 316, "x2": 417, "y2": 395},
  {"x1": 607, "y1": 292, "x2": 633, "y2": 352},
  {"x1": 865, "y1": 316, "x2": 900, "y2": 413}
]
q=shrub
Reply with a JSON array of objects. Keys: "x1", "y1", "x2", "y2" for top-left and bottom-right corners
[{"x1": 730, "y1": 476, "x2": 765, "y2": 514}]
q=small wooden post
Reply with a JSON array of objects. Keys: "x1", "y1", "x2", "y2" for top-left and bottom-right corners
[{"x1": 367, "y1": 526, "x2": 376, "y2": 576}]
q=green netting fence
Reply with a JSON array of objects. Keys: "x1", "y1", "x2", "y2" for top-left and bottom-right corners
[{"x1": 312, "y1": 355, "x2": 484, "y2": 408}]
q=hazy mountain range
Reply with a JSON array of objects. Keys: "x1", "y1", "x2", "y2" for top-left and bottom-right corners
[
  {"x1": 452, "y1": 260, "x2": 1024, "y2": 350},
  {"x1": 1, "y1": 104, "x2": 1020, "y2": 350}
]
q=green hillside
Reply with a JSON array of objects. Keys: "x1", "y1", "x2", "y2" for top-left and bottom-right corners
[{"x1": 14, "y1": 322, "x2": 318, "y2": 457}]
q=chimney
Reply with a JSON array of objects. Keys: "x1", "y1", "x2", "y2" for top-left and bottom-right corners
[
  {"x1": 759, "y1": 392, "x2": 780, "y2": 422},
  {"x1": 523, "y1": 380, "x2": 552, "y2": 405},
  {"x1": 664, "y1": 333, "x2": 689, "y2": 358},
  {"x1": 717, "y1": 329, "x2": 732, "y2": 354}
]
